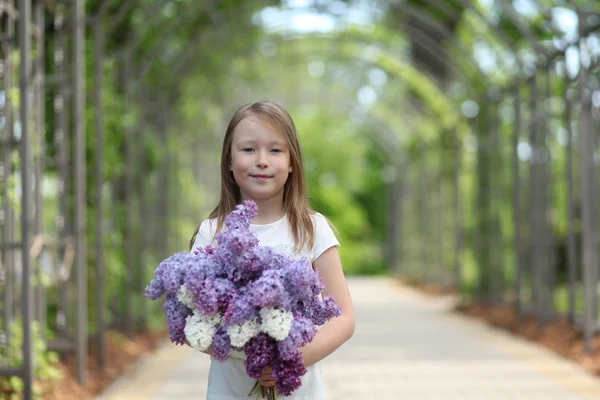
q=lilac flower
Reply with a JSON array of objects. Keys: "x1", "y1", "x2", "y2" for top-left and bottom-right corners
[
  {"x1": 160, "y1": 252, "x2": 192, "y2": 293},
  {"x1": 215, "y1": 230, "x2": 260, "y2": 284},
  {"x1": 144, "y1": 200, "x2": 343, "y2": 397},
  {"x1": 224, "y1": 201, "x2": 258, "y2": 231},
  {"x1": 195, "y1": 279, "x2": 219, "y2": 315},
  {"x1": 224, "y1": 292, "x2": 258, "y2": 325},
  {"x1": 278, "y1": 316, "x2": 317, "y2": 360},
  {"x1": 283, "y1": 257, "x2": 324, "y2": 302},
  {"x1": 164, "y1": 293, "x2": 191, "y2": 345},
  {"x1": 183, "y1": 254, "x2": 217, "y2": 293},
  {"x1": 144, "y1": 277, "x2": 165, "y2": 300},
  {"x1": 302, "y1": 295, "x2": 342, "y2": 326},
  {"x1": 214, "y1": 278, "x2": 238, "y2": 308},
  {"x1": 244, "y1": 333, "x2": 276, "y2": 379},
  {"x1": 212, "y1": 325, "x2": 232, "y2": 361},
  {"x1": 194, "y1": 244, "x2": 216, "y2": 255},
  {"x1": 248, "y1": 246, "x2": 291, "y2": 272},
  {"x1": 145, "y1": 251, "x2": 192, "y2": 299},
  {"x1": 272, "y1": 350, "x2": 307, "y2": 396},
  {"x1": 247, "y1": 269, "x2": 289, "y2": 309}
]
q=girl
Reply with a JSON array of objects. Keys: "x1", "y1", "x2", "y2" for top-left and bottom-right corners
[{"x1": 189, "y1": 100, "x2": 355, "y2": 399}]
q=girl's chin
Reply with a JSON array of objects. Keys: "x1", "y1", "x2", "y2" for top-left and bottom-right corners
[{"x1": 240, "y1": 188, "x2": 285, "y2": 202}]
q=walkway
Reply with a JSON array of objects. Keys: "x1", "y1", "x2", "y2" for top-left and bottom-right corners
[{"x1": 96, "y1": 277, "x2": 600, "y2": 399}]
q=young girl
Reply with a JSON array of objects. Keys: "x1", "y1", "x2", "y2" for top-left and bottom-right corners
[{"x1": 189, "y1": 100, "x2": 355, "y2": 399}]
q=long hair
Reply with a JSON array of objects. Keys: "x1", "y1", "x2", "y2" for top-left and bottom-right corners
[{"x1": 189, "y1": 100, "x2": 316, "y2": 251}]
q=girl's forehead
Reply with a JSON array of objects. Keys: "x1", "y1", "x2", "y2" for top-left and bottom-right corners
[{"x1": 233, "y1": 115, "x2": 287, "y2": 143}]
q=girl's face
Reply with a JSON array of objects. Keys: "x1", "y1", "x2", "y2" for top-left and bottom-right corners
[{"x1": 230, "y1": 115, "x2": 292, "y2": 203}]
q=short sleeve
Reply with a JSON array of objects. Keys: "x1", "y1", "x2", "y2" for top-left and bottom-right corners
[
  {"x1": 311, "y1": 213, "x2": 340, "y2": 262},
  {"x1": 190, "y1": 219, "x2": 217, "y2": 254}
]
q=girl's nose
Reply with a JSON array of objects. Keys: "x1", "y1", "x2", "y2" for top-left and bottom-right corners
[{"x1": 256, "y1": 152, "x2": 269, "y2": 168}]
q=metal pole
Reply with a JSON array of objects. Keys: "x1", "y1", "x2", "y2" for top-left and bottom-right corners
[
  {"x1": 54, "y1": 1, "x2": 71, "y2": 339},
  {"x1": 124, "y1": 52, "x2": 134, "y2": 337},
  {"x1": 33, "y1": 0, "x2": 46, "y2": 336},
  {"x1": 453, "y1": 127, "x2": 463, "y2": 290},
  {"x1": 542, "y1": 64, "x2": 555, "y2": 325},
  {"x1": 578, "y1": 35, "x2": 597, "y2": 353},
  {"x1": 386, "y1": 168, "x2": 400, "y2": 272},
  {"x1": 94, "y1": 20, "x2": 106, "y2": 369},
  {"x1": 529, "y1": 74, "x2": 542, "y2": 318},
  {"x1": 18, "y1": 0, "x2": 34, "y2": 397},
  {"x1": 73, "y1": 0, "x2": 88, "y2": 383},
  {"x1": 512, "y1": 83, "x2": 523, "y2": 317},
  {"x1": 564, "y1": 74, "x2": 577, "y2": 324},
  {"x1": 1, "y1": 0, "x2": 16, "y2": 360}
]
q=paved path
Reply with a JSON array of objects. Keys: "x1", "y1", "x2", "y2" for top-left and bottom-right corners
[{"x1": 96, "y1": 277, "x2": 600, "y2": 399}]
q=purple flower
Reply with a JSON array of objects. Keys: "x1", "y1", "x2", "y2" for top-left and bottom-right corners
[
  {"x1": 183, "y1": 255, "x2": 217, "y2": 294},
  {"x1": 164, "y1": 293, "x2": 191, "y2": 345},
  {"x1": 194, "y1": 244, "x2": 216, "y2": 255},
  {"x1": 146, "y1": 251, "x2": 193, "y2": 299},
  {"x1": 194, "y1": 279, "x2": 219, "y2": 315},
  {"x1": 224, "y1": 292, "x2": 257, "y2": 325},
  {"x1": 278, "y1": 316, "x2": 317, "y2": 360},
  {"x1": 224, "y1": 200, "x2": 258, "y2": 231},
  {"x1": 145, "y1": 277, "x2": 165, "y2": 300},
  {"x1": 283, "y1": 258, "x2": 324, "y2": 302},
  {"x1": 145, "y1": 200, "x2": 344, "y2": 398},
  {"x1": 247, "y1": 269, "x2": 289, "y2": 309},
  {"x1": 215, "y1": 229, "x2": 260, "y2": 284},
  {"x1": 212, "y1": 325, "x2": 231, "y2": 361},
  {"x1": 214, "y1": 278, "x2": 238, "y2": 308},
  {"x1": 273, "y1": 350, "x2": 307, "y2": 396},
  {"x1": 244, "y1": 333, "x2": 276, "y2": 379},
  {"x1": 159, "y1": 252, "x2": 193, "y2": 293},
  {"x1": 302, "y1": 296, "x2": 342, "y2": 326}
]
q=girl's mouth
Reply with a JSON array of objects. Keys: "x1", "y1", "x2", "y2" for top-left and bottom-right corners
[{"x1": 251, "y1": 174, "x2": 272, "y2": 180}]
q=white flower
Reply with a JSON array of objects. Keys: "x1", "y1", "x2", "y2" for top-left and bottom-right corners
[
  {"x1": 176, "y1": 285, "x2": 195, "y2": 309},
  {"x1": 184, "y1": 310, "x2": 223, "y2": 351},
  {"x1": 228, "y1": 319, "x2": 261, "y2": 348},
  {"x1": 260, "y1": 307, "x2": 294, "y2": 341}
]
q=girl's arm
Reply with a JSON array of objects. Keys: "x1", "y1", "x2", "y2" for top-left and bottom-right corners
[{"x1": 299, "y1": 247, "x2": 355, "y2": 367}]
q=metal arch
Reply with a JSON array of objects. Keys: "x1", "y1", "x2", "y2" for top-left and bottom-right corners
[
  {"x1": 112, "y1": 0, "x2": 221, "y2": 60},
  {"x1": 282, "y1": 0, "x2": 526, "y2": 72},
  {"x1": 101, "y1": 0, "x2": 595, "y2": 78},
  {"x1": 117, "y1": 0, "x2": 534, "y2": 130},
  {"x1": 122, "y1": 6, "x2": 467, "y2": 121},
  {"x1": 120, "y1": 23, "x2": 465, "y2": 134},
  {"x1": 164, "y1": 31, "x2": 464, "y2": 125},
  {"x1": 493, "y1": 0, "x2": 551, "y2": 56},
  {"x1": 140, "y1": 2, "x2": 494, "y2": 88},
  {"x1": 170, "y1": 44, "x2": 456, "y2": 156},
  {"x1": 111, "y1": 0, "x2": 503, "y2": 88}
]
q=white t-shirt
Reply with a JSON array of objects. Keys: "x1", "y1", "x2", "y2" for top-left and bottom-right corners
[{"x1": 190, "y1": 212, "x2": 340, "y2": 400}]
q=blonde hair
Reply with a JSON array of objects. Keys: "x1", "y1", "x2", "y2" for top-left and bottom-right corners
[{"x1": 189, "y1": 100, "x2": 316, "y2": 251}]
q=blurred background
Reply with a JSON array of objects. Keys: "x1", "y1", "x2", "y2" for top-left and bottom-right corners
[{"x1": 0, "y1": 0, "x2": 599, "y2": 398}]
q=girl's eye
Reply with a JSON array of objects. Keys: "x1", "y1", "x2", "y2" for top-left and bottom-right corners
[
  {"x1": 243, "y1": 148, "x2": 254, "y2": 152},
  {"x1": 271, "y1": 149, "x2": 282, "y2": 153}
]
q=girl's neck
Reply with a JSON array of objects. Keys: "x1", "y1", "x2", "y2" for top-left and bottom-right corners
[{"x1": 243, "y1": 195, "x2": 285, "y2": 225}]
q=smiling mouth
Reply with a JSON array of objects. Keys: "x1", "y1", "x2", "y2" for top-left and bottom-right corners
[{"x1": 251, "y1": 175, "x2": 272, "y2": 179}]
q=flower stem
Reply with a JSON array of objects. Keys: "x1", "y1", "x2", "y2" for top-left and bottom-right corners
[{"x1": 249, "y1": 381, "x2": 278, "y2": 399}]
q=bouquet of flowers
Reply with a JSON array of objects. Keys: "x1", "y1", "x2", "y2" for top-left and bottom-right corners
[{"x1": 144, "y1": 200, "x2": 341, "y2": 398}]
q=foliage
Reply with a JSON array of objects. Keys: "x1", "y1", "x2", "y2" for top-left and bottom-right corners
[{"x1": 0, "y1": 321, "x2": 63, "y2": 399}]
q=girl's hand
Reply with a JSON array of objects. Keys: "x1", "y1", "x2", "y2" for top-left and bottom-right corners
[{"x1": 258, "y1": 366, "x2": 276, "y2": 388}]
